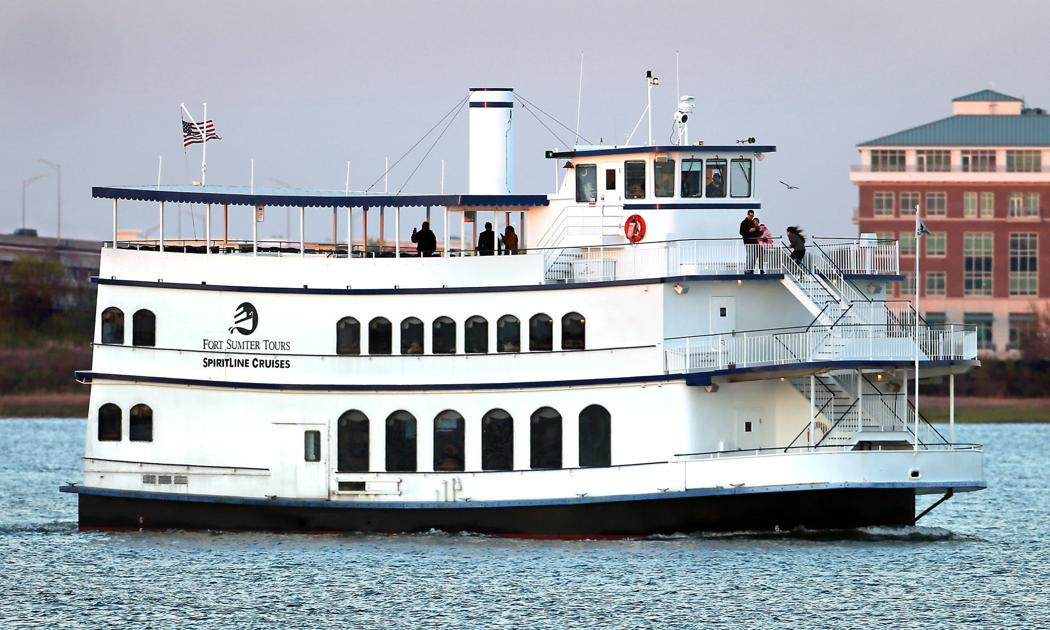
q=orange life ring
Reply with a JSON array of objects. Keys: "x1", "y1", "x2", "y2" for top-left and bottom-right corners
[{"x1": 625, "y1": 214, "x2": 646, "y2": 243}]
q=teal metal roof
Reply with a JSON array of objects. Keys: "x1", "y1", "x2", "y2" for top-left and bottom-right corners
[
  {"x1": 859, "y1": 114, "x2": 1050, "y2": 147},
  {"x1": 952, "y1": 89, "x2": 1021, "y2": 102}
]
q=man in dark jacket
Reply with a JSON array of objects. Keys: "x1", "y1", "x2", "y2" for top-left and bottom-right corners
[
  {"x1": 411, "y1": 221, "x2": 437, "y2": 256},
  {"x1": 739, "y1": 210, "x2": 759, "y2": 274},
  {"x1": 477, "y1": 222, "x2": 495, "y2": 256}
]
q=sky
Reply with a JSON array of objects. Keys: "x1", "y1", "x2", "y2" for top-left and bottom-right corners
[{"x1": 3, "y1": 0, "x2": 1049, "y2": 243}]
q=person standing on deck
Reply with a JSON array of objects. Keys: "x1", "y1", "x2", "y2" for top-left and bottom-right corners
[
  {"x1": 411, "y1": 221, "x2": 437, "y2": 257},
  {"x1": 502, "y1": 225, "x2": 519, "y2": 255},
  {"x1": 477, "y1": 222, "x2": 495, "y2": 256},
  {"x1": 739, "y1": 210, "x2": 759, "y2": 274}
]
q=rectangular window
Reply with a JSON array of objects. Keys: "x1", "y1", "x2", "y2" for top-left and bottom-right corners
[
  {"x1": 873, "y1": 191, "x2": 895, "y2": 216},
  {"x1": 926, "y1": 271, "x2": 946, "y2": 296},
  {"x1": 980, "y1": 191, "x2": 995, "y2": 218},
  {"x1": 654, "y1": 158, "x2": 675, "y2": 198},
  {"x1": 899, "y1": 192, "x2": 919, "y2": 216},
  {"x1": 962, "y1": 150, "x2": 996, "y2": 172},
  {"x1": 925, "y1": 312, "x2": 947, "y2": 329},
  {"x1": 1009, "y1": 233, "x2": 1038, "y2": 296},
  {"x1": 916, "y1": 150, "x2": 950, "y2": 172},
  {"x1": 964, "y1": 313, "x2": 995, "y2": 351},
  {"x1": 705, "y1": 159, "x2": 727, "y2": 198},
  {"x1": 926, "y1": 232, "x2": 946, "y2": 257},
  {"x1": 624, "y1": 160, "x2": 646, "y2": 199},
  {"x1": 871, "y1": 150, "x2": 906, "y2": 172},
  {"x1": 575, "y1": 163, "x2": 597, "y2": 203},
  {"x1": 1006, "y1": 150, "x2": 1041, "y2": 173},
  {"x1": 876, "y1": 231, "x2": 894, "y2": 243},
  {"x1": 963, "y1": 192, "x2": 978, "y2": 218},
  {"x1": 681, "y1": 158, "x2": 702, "y2": 198},
  {"x1": 963, "y1": 232, "x2": 994, "y2": 296},
  {"x1": 605, "y1": 168, "x2": 616, "y2": 191},
  {"x1": 730, "y1": 159, "x2": 752, "y2": 198},
  {"x1": 925, "y1": 192, "x2": 947, "y2": 217},
  {"x1": 1008, "y1": 192, "x2": 1039, "y2": 218},
  {"x1": 901, "y1": 271, "x2": 916, "y2": 296},
  {"x1": 899, "y1": 231, "x2": 916, "y2": 256},
  {"x1": 304, "y1": 430, "x2": 321, "y2": 462},
  {"x1": 1009, "y1": 313, "x2": 1037, "y2": 351}
]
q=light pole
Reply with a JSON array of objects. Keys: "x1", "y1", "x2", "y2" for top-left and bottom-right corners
[
  {"x1": 39, "y1": 160, "x2": 62, "y2": 239},
  {"x1": 21, "y1": 173, "x2": 50, "y2": 230}
]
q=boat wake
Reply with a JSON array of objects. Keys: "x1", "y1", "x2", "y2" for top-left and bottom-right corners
[{"x1": 647, "y1": 525, "x2": 975, "y2": 542}]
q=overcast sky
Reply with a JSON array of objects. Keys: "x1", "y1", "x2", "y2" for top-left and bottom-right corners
[{"x1": 3, "y1": 0, "x2": 1049, "y2": 242}]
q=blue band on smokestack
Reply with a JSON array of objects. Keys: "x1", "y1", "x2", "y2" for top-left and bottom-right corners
[{"x1": 469, "y1": 102, "x2": 513, "y2": 108}]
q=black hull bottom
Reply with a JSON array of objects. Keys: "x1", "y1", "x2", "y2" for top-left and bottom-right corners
[{"x1": 77, "y1": 489, "x2": 916, "y2": 537}]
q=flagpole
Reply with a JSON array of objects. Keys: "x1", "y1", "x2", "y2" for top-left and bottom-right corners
[
  {"x1": 914, "y1": 203, "x2": 920, "y2": 452},
  {"x1": 201, "y1": 102, "x2": 207, "y2": 186}
]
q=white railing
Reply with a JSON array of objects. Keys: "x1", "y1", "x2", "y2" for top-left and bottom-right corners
[{"x1": 811, "y1": 239, "x2": 899, "y2": 275}]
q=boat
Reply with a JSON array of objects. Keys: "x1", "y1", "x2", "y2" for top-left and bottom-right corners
[{"x1": 62, "y1": 81, "x2": 985, "y2": 536}]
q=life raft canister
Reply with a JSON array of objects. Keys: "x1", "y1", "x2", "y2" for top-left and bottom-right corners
[{"x1": 625, "y1": 214, "x2": 646, "y2": 243}]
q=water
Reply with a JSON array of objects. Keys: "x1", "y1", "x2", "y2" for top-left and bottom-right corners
[{"x1": 1, "y1": 420, "x2": 1047, "y2": 628}]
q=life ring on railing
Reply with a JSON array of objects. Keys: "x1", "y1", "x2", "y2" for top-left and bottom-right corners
[
  {"x1": 625, "y1": 214, "x2": 646, "y2": 243},
  {"x1": 806, "y1": 420, "x2": 830, "y2": 443}
]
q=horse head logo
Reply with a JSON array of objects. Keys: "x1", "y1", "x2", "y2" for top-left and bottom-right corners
[{"x1": 229, "y1": 302, "x2": 259, "y2": 335}]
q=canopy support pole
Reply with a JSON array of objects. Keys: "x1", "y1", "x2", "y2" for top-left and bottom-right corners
[
  {"x1": 347, "y1": 207, "x2": 353, "y2": 259},
  {"x1": 520, "y1": 211, "x2": 526, "y2": 251},
  {"x1": 223, "y1": 204, "x2": 228, "y2": 250},
  {"x1": 442, "y1": 206, "x2": 449, "y2": 257},
  {"x1": 111, "y1": 199, "x2": 117, "y2": 248},
  {"x1": 363, "y1": 208, "x2": 369, "y2": 257},
  {"x1": 379, "y1": 206, "x2": 385, "y2": 255},
  {"x1": 495, "y1": 209, "x2": 501, "y2": 255},
  {"x1": 159, "y1": 201, "x2": 165, "y2": 252},
  {"x1": 395, "y1": 207, "x2": 401, "y2": 258},
  {"x1": 205, "y1": 204, "x2": 211, "y2": 255},
  {"x1": 299, "y1": 206, "x2": 305, "y2": 257},
  {"x1": 460, "y1": 212, "x2": 465, "y2": 257},
  {"x1": 332, "y1": 207, "x2": 337, "y2": 247},
  {"x1": 252, "y1": 206, "x2": 258, "y2": 256}
]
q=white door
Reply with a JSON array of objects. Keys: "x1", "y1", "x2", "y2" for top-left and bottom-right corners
[
  {"x1": 270, "y1": 422, "x2": 328, "y2": 499},
  {"x1": 710, "y1": 297, "x2": 736, "y2": 334}
]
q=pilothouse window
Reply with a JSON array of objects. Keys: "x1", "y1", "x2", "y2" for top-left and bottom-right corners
[
  {"x1": 706, "y1": 160, "x2": 727, "y2": 198},
  {"x1": 132, "y1": 309, "x2": 155, "y2": 347},
  {"x1": 625, "y1": 161, "x2": 646, "y2": 199},
  {"x1": 101, "y1": 307, "x2": 124, "y2": 344},
  {"x1": 336, "y1": 317, "x2": 361, "y2": 355},
  {"x1": 654, "y1": 159, "x2": 675, "y2": 198},
  {"x1": 731, "y1": 159, "x2": 752, "y2": 198},
  {"x1": 575, "y1": 163, "x2": 597, "y2": 203},
  {"x1": 368, "y1": 317, "x2": 392, "y2": 355},
  {"x1": 401, "y1": 317, "x2": 424, "y2": 354},
  {"x1": 681, "y1": 158, "x2": 702, "y2": 198}
]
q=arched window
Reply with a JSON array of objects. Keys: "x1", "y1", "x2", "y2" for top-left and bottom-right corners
[
  {"x1": 385, "y1": 410, "x2": 417, "y2": 472},
  {"x1": 132, "y1": 309, "x2": 156, "y2": 347},
  {"x1": 530, "y1": 407, "x2": 562, "y2": 469},
  {"x1": 561, "y1": 312, "x2": 585, "y2": 350},
  {"x1": 336, "y1": 317, "x2": 361, "y2": 355},
  {"x1": 433, "y1": 410, "x2": 465, "y2": 471},
  {"x1": 481, "y1": 408, "x2": 513, "y2": 471},
  {"x1": 101, "y1": 307, "x2": 124, "y2": 344},
  {"x1": 98, "y1": 403, "x2": 121, "y2": 441},
  {"x1": 368, "y1": 317, "x2": 392, "y2": 355},
  {"x1": 579, "y1": 405, "x2": 611, "y2": 467},
  {"x1": 529, "y1": 313, "x2": 553, "y2": 351},
  {"x1": 465, "y1": 315, "x2": 488, "y2": 354},
  {"x1": 401, "y1": 317, "x2": 424, "y2": 355},
  {"x1": 129, "y1": 404, "x2": 153, "y2": 442},
  {"x1": 337, "y1": 410, "x2": 369, "y2": 472},
  {"x1": 432, "y1": 317, "x2": 456, "y2": 355},
  {"x1": 497, "y1": 315, "x2": 520, "y2": 353}
]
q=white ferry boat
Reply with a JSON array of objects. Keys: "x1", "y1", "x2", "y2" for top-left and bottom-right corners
[{"x1": 62, "y1": 85, "x2": 985, "y2": 536}]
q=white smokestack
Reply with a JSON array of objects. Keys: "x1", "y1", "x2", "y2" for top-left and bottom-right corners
[{"x1": 468, "y1": 88, "x2": 514, "y2": 194}]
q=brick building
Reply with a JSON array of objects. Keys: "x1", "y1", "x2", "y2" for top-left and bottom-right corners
[{"x1": 851, "y1": 89, "x2": 1050, "y2": 357}]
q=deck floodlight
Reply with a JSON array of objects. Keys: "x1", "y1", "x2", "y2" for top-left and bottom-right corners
[{"x1": 673, "y1": 282, "x2": 688, "y2": 295}]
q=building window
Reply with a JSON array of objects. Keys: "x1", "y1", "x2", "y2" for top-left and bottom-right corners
[
  {"x1": 1008, "y1": 192, "x2": 1040, "y2": 219},
  {"x1": 705, "y1": 159, "x2": 727, "y2": 197},
  {"x1": 681, "y1": 158, "x2": 702, "y2": 198},
  {"x1": 963, "y1": 232, "x2": 994, "y2": 296},
  {"x1": 964, "y1": 313, "x2": 994, "y2": 351},
  {"x1": 962, "y1": 150, "x2": 996, "y2": 172},
  {"x1": 876, "y1": 231, "x2": 894, "y2": 243},
  {"x1": 901, "y1": 272, "x2": 915, "y2": 296},
  {"x1": 465, "y1": 315, "x2": 488, "y2": 354},
  {"x1": 578, "y1": 404, "x2": 611, "y2": 468},
  {"x1": 433, "y1": 410, "x2": 465, "y2": 471},
  {"x1": 530, "y1": 407, "x2": 562, "y2": 470},
  {"x1": 129, "y1": 404, "x2": 153, "y2": 441},
  {"x1": 926, "y1": 271, "x2": 946, "y2": 297},
  {"x1": 132, "y1": 309, "x2": 155, "y2": 347},
  {"x1": 624, "y1": 160, "x2": 646, "y2": 199},
  {"x1": 98, "y1": 403, "x2": 121, "y2": 441},
  {"x1": 385, "y1": 411, "x2": 417, "y2": 472},
  {"x1": 980, "y1": 192, "x2": 995, "y2": 218},
  {"x1": 400, "y1": 317, "x2": 424, "y2": 354},
  {"x1": 899, "y1": 231, "x2": 915, "y2": 256},
  {"x1": 368, "y1": 317, "x2": 392, "y2": 355},
  {"x1": 1009, "y1": 233, "x2": 1038, "y2": 296},
  {"x1": 873, "y1": 192, "x2": 894, "y2": 217},
  {"x1": 871, "y1": 150, "x2": 905, "y2": 172},
  {"x1": 899, "y1": 192, "x2": 919, "y2": 216},
  {"x1": 1009, "y1": 314, "x2": 1037, "y2": 351},
  {"x1": 575, "y1": 163, "x2": 597, "y2": 203},
  {"x1": 654, "y1": 158, "x2": 675, "y2": 198},
  {"x1": 926, "y1": 232, "x2": 946, "y2": 257},
  {"x1": 925, "y1": 192, "x2": 947, "y2": 217},
  {"x1": 496, "y1": 315, "x2": 520, "y2": 353},
  {"x1": 101, "y1": 307, "x2": 124, "y2": 344},
  {"x1": 337, "y1": 410, "x2": 369, "y2": 472},
  {"x1": 916, "y1": 150, "x2": 950, "y2": 172},
  {"x1": 481, "y1": 409, "x2": 514, "y2": 471},
  {"x1": 529, "y1": 313, "x2": 553, "y2": 351},
  {"x1": 925, "y1": 312, "x2": 947, "y2": 329},
  {"x1": 963, "y1": 192, "x2": 978, "y2": 218},
  {"x1": 730, "y1": 159, "x2": 752, "y2": 198},
  {"x1": 1006, "y1": 150, "x2": 1041, "y2": 173},
  {"x1": 336, "y1": 317, "x2": 361, "y2": 355},
  {"x1": 304, "y1": 430, "x2": 321, "y2": 462},
  {"x1": 432, "y1": 317, "x2": 456, "y2": 354},
  {"x1": 561, "y1": 312, "x2": 585, "y2": 350}
]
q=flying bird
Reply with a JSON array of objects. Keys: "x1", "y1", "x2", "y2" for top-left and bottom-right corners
[{"x1": 779, "y1": 180, "x2": 800, "y2": 190}]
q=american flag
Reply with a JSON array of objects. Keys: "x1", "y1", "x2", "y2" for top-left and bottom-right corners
[{"x1": 182, "y1": 119, "x2": 220, "y2": 148}]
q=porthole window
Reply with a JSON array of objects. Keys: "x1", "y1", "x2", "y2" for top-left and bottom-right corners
[
  {"x1": 530, "y1": 407, "x2": 562, "y2": 469},
  {"x1": 497, "y1": 315, "x2": 520, "y2": 353},
  {"x1": 336, "y1": 317, "x2": 361, "y2": 355},
  {"x1": 132, "y1": 309, "x2": 155, "y2": 347},
  {"x1": 385, "y1": 410, "x2": 417, "y2": 472},
  {"x1": 561, "y1": 312, "x2": 585, "y2": 350},
  {"x1": 304, "y1": 430, "x2": 321, "y2": 462},
  {"x1": 579, "y1": 405, "x2": 611, "y2": 467},
  {"x1": 337, "y1": 410, "x2": 369, "y2": 472},
  {"x1": 401, "y1": 317, "x2": 424, "y2": 355},
  {"x1": 101, "y1": 307, "x2": 124, "y2": 344},
  {"x1": 433, "y1": 410, "x2": 465, "y2": 471},
  {"x1": 433, "y1": 317, "x2": 456, "y2": 354},
  {"x1": 529, "y1": 313, "x2": 553, "y2": 351},
  {"x1": 129, "y1": 404, "x2": 153, "y2": 442},
  {"x1": 465, "y1": 315, "x2": 489, "y2": 354},
  {"x1": 368, "y1": 317, "x2": 392, "y2": 355},
  {"x1": 98, "y1": 403, "x2": 121, "y2": 441},
  {"x1": 482, "y1": 409, "x2": 513, "y2": 471}
]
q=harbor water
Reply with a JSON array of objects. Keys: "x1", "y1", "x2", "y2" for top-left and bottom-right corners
[{"x1": 1, "y1": 419, "x2": 1047, "y2": 628}]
